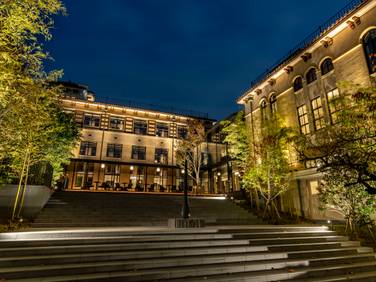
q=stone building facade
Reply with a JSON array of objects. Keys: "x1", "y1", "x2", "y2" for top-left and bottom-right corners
[
  {"x1": 237, "y1": 0, "x2": 376, "y2": 220},
  {"x1": 60, "y1": 82, "x2": 234, "y2": 195}
]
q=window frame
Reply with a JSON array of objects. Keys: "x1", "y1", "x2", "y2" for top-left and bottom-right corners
[
  {"x1": 156, "y1": 122, "x2": 169, "y2": 137},
  {"x1": 131, "y1": 145, "x2": 146, "y2": 160},
  {"x1": 106, "y1": 143, "x2": 123, "y2": 158},
  {"x1": 83, "y1": 113, "x2": 101, "y2": 128},
  {"x1": 320, "y1": 58, "x2": 334, "y2": 75},
  {"x1": 260, "y1": 99, "x2": 267, "y2": 121},
  {"x1": 326, "y1": 88, "x2": 341, "y2": 124},
  {"x1": 109, "y1": 117, "x2": 124, "y2": 130},
  {"x1": 269, "y1": 94, "x2": 277, "y2": 115},
  {"x1": 306, "y1": 68, "x2": 317, "y2": 84},
  {"x1": 297, "y1": 104, "x2": 310, "y2": 135},
  {"x1": 363, "y1": 28, "x2": 376, "y2": 75},
  {"x1": 133, "y1": 119, "x2": 148, "y2": 135},
  {"x1": 155, "y1": 148, "x2": 168, "y2": 164},
  {"x1": 311, "y1": 96, "x2": 325, "y2": 131},
  {"x1": 177, "y1": 126, "x2": 188, "y2": 139},
  {"x1": 293, "y1": 77, "x2": 303, "y2": 92},
  {"x1": 79, "y1": 141, "x2": 97, "y2": 156}
]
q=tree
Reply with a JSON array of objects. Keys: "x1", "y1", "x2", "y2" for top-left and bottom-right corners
[
  {"x1": 294, "y1": 82, "x2": 375, "y2": 194},
  {"x1": 293, "y1": 82, "x2": 376, "y2": 234},
  {"x1": 0, "y1": 1, "x2": 80, "y2": 221},
  {"x1": 175, "y1": 119, "x2": 206, "y2": 194},
  {"x1": 221, "y1": 111, "x2": 251, "y2": 175},
  {"x1": 243, "y1": 116, "x2": 291, "y2": 220}
]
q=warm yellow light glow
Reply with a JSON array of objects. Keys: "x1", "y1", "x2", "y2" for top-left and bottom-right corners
[
  {"x1": 156, "y1": 167, "x2": 161, "y2": 172},
  {"x1": 130, "y1": 165, "x2": 134, "y2": 170},
  {"x1": 100, "y1": 163, "x2": 105, "y2": 169}
]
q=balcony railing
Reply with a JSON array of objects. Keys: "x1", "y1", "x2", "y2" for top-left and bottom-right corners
[{"x1": 246, "y1": 0, "x2": 368, "y2": 91}]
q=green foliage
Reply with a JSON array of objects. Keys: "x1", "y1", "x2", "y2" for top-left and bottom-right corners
[
  {"x1": 221, "y1": 111, "x2": 250, "y2": 174},
  {"x1": 243, "y1": 115, "x2": 291, "y2": 219},
  {"x1": 0, "y1": 1, "x2": 79, "y2": 221},
  {"x1": 293, "y1": 82, "x2": 376, "y2": 234}
]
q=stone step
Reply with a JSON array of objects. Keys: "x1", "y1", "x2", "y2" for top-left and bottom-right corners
[
  {"x1": 232, "y1": 230, "x2": 337, "y2": 239},
  {"x1": 3, "y1": 259, "x2": 376, "y2": 281},
  {"x1": 290, "y1": 270, "x2": 376, "y2": 281},
  {"x1": 1, "y1": 245, "x2": 369, "y2": 268},
  {"x1": 0, "y1": 234, "x2": 233, "y2": 248},
  {"x1": 0, "y1": 239, "x2": 257, "y2": 257}
]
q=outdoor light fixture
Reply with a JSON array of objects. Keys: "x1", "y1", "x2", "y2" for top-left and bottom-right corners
[
  {"x1": 130, "y1": 165, "x2": 134, "y2": 171},
  {"x1": 217, "y1": 172, "x2": 221, "y2": 176},
  {"x1": 156, "y1": 167, "x2": 161, "y2": 172},
  {"x1": 100, "y1": 163, "x2": 105, "y2": 169},
  {"x1": 327, "y1": 220, "x2": 331, "y2": 224},
  {"x1": 181, "y1": 169, "x2": 185, "y2": 174}
]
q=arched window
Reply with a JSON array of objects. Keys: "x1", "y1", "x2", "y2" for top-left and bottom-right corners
[
  {"x1": 306, "y1": 68, "x2": 317, "y2": 84},
  {"x1": 260, "y1": 99, "x2": 267, "y2": 121},
  {"x1": 320, "y1": 58, "x2": 334, "y2": 75},
  {"x1": 269, "y1": 94, "x2": 277, "y2": 115},
  {"x1": 293, "y1": 77, "x2": 303, "y2": 92},
  {"x1": 363, "y1": 29, "x2": 376, "y2": 74}
]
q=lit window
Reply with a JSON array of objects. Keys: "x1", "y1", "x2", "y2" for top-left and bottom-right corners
[
  {"x1": 133, "y1": 120, "x2": 147, "y2": 135},
  {"x1": 311, "y1": 97, "x2": 325, "y2": 130},
  {"x1": 297, "y1": 105, "x2": 310, "y2": 135},
  {"x1": 109, "y1": 117, "x2": 124, "y2": 130},
  {"x1": 177, "y1": 126, "x2": 188, "y2": 139},
  {"x1": 155, "y1": 148, "x2": 168, "y2": 164},
  {"x1": 260, "y1": 99, "x2": 267, "y2": 121},
  {"x1": 363, "y1": 29, "x2": 376, "y2": 74},
  {"x1": 320, "y1": 58, "x2": 334, "y2": 75},
  {"x1": 79, "y1": 141, "x2": 97, "y2": 156},
  {"x1": 106, "y1": 144, "x2": 122, "y2": 158},
  {"x1": 269, "y1": 94, "x2": 277, "y2": 115},
  {"x1": 83, "y1": 113, "x2": 101, "y2": 127},
  {"x1": 156, "y1": 123, "x2": 169, "y2": 137},
  {"x1": 132, "y1": 145, "x2": 146, "y2": 160},
  {"x1": 326, "y1": 88, "x2": 340, "y2": 123},
  {"x1": 306, "y1": 68, "x2": 317, "y2": 84},
  {"x1": 293, "y1": 77, "x2": 303, "y2": 92}
]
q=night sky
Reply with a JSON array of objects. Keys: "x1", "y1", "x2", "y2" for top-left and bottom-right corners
[{"x1": 46, "y1": 0, "x2": 347, "y2": 120}]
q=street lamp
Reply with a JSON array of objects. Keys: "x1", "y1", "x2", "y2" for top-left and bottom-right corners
[{"x1": 181, "y1": 158, "x2": 190, "y2": 219}]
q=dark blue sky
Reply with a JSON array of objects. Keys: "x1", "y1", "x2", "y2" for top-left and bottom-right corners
[{"x1": 46, "y1": 0, "x2": 347, "y2": 120}]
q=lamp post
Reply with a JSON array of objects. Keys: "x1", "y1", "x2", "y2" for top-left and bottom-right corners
[{"x1": 181, "y1": 158, "x2": 190, "y2": 219}]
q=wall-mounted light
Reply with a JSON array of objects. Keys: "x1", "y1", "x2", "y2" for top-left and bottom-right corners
[
  {"x1": 100, "y1": 163, "x2": 105, "y2": 169},
  {"x1": 156, "y1": 167, "x2": 161, "y2": 173},
  {"x1": 217, "y1": 172, "x2": 221, "y2": 176},
  {"x1": 181, "y1": 169, "x2": 185, "y2": 174},
  {"x1": 130, "y1": 165, "x2": 134, "y2": 171}
]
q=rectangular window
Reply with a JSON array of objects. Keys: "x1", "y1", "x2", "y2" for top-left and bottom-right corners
[
  {"x1": 109, "y1": 117, "x2": 124, "y2": 130},
  {"x1": 106, "y1": 144, "x2": 122, "y2": 158},
  {"x1": 311, "y1": 97, "x2": 325, "y2": 131},
  {"x1": 297, "y1": 105, "x2": 310, "y2": 135},
  {"x1": 156, "y1": 123, "x2": 169, "y2": 137},
  {"x1": 83, "y1": 113, "x2": 101, "y2": 127},
  {"x1": 177, "y1": 126, "x2": 188, "y2": 139},
  {"x1": 132, "y1": 145, "x2": 146, "y2": 160},
  {"x1": 133, "y1": 120, "x2": 147, "y2": 135},
  {"x1": 326, "y1": 88, "x2": 340, "y2": 123},
  {"x1": 79, "y1": 141, "x2": 97, "y2": 156},
  {"x1": 155, "y1": 148, "x2": 168, "y2": 164}
]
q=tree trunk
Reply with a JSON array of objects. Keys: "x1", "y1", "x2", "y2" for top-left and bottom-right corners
[
  {"x1": 11, "y1": 152, "x2": 28, "y2": 221},
  {"x1": 17, "y1": 157, "x2": 31, "y2": 218}
]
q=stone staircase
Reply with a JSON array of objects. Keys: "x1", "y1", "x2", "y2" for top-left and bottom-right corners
[
  {"x1": 0, "y1": 226, "x2": 375, "y2": 281},
  {"x1": 32, "y1": 191, "x2": 261, "y2": 228}
]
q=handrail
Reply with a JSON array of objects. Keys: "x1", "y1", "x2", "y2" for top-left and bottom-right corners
[{"x1": 246, "y1": 0, "x2": 368, "y2": 92}]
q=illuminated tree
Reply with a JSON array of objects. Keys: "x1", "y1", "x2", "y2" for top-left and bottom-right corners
[
  {"x1": 294, "y1": 82, "x2": 376, "y2": 234},
  {"x1": 0, "y1": 1, "x2": 79, "y2": 221},
  {"x1": 175, "y1": 119, "x2": 206, "y2": 194},
  {"x1": 243, "y1": 116, "x2": 291, "y2": 220}
]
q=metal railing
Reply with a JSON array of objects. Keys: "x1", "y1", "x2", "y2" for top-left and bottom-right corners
[
  {"x1": 247, "y1": 0, "x2": 368, "y2": 91},
  {"x1": 94, "y1": 95, "x2": 211, "y2": 120}
]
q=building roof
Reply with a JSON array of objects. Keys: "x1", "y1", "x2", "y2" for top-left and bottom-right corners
[{"x1": 237, "y1": 0, "x2": 370, "y2": 103}]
